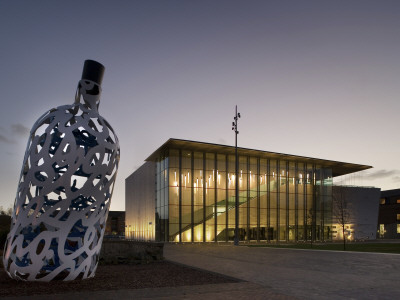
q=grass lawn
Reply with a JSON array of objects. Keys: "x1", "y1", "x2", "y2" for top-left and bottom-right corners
[{"x1": 247, "y1": 242, "x2": 400, "y2": 254}]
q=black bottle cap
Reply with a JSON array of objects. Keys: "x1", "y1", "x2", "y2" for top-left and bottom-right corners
[{"x1": 81, "y1": 60, "x2": 105, "y2": 85}]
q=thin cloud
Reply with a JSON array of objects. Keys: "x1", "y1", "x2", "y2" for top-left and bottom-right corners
[
  {"x1": 363, "y1": 169, "x2": 400, "y2": 180},
  {"x1": 218, "y1": 138, "x2": 227, "y2": 145},
  {"x1": 11, "y1": 124, "x2": 29, "y2": 137},
  {"x1": 0, "y1": 124, "x2": 29, "y2": 145},
  {"x1": 392, "y1": 176, "x2": 400, "y2": 183},
  {"x1": 0, "y1": 134, "x2": 16, "y2": 144}
]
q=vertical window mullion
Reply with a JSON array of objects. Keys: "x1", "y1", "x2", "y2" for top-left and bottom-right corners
[
  {"x1": 321, "y1": 169, "x2": 325, "y2": 241},
  {"x1": 304, "y1": 163, "x2": 307, "y2": 242},
  {"x1": 286, "y1": 161, "x2": 289, "y2": 242},
  {"x1": 267, "y1": 159, "x2": 270, "y2": 242},
  {"x1": 225, "y1": 155, "x2": 229, "y2": 242},
  {"x1": 312, "y1": 164, "x2": 316, "y2": 241},
  {"x1": 178, "y1": 150, "x2": 182, "y2": 243},
  {"x1": 247, "y1": 156, "x2": 250, "y2": 241},
  {"x1": 277, "y1": 160, "x2": 280, "y2": 241},
  {"x1": 214, "y1": 153, "x2": 218, "y2": 242},
  {"x1": 295, "y1": 162, "x2": 298, "y2": 242},
  {"x1": 191, "y1": 152, "x2": 194, "y2": 243},
  {"x1": 203, "y1": 152, "x2": 206, "y2": 242},
  {"x1": 257, "y1": 157, "x2": 260, "y2": 242}
]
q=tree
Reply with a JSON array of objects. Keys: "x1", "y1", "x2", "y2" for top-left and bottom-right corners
[
  {"x1": 333, "y1": 186, "x2": 351, "y2": 251},
  {"x1": 306, "y1": 208, "x2": 315, "y2": 248},
  {"x1": 0, "y1": 205, "x2": 12, "y2": 249},
  {"x1": 0, "y1": 205, "x2": 12, "y2": 216}
]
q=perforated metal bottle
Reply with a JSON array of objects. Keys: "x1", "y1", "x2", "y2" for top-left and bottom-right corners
[{"x1": 3, "y1": 60, "x2": 120, "y2": 281}]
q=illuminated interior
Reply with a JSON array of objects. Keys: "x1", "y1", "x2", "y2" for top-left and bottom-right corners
[
  {"x1": 332, "y1": 224, "x2": 355, "y2": 241},
  {"x1": 126, "y1": 139, "x2": 371, "y2": 243},
  {"x1": 156, "y1": 148, "x2": 333, "y2": 243}
]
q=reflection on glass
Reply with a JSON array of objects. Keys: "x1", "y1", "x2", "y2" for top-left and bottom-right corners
[{"x1": 154, "y1": 149, "x2": 332, "y2": 243}]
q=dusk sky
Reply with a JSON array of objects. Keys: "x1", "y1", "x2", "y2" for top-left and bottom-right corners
[{"x1": 1, "y1": 1, "x2": 400, "y2": 211}]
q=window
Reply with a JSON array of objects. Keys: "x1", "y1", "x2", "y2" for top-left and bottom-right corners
[
  {"x1": 379, "y1": 224, "x2": 385, "y2": 238},
  {"x1": 380, "y1": 198, "x2": 386, "y2": 205},
  {"x1": 398, "y1": 224, "x2": 400, "y2": 234},
  {"x1": 397, "y1": 199, "x2": 400, "y2": 204},
  {"x1": 397, "y1": 214, "x2": 400, "y2": 221}
]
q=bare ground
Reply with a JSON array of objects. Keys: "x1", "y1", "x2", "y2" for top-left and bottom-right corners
[{"x1": 0, "y1": 250, "x2": 238, "y2": 297}]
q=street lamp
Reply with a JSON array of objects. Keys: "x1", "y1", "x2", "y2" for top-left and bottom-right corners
[{"x1": 232, "y1": 105, "x2": 241, "y2": 245}]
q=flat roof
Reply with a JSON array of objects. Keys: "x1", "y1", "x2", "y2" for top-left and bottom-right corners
[
  {"x1": 381, "y1": 189, "x2": 400, "y2": 197},
  {"x1": 146, "y1": 138, "x2": 372, "y2": 177}
]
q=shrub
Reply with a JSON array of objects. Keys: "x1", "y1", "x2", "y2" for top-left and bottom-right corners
[{"x1": 0, "y1": 229, "x2": 8, "y2": 250}]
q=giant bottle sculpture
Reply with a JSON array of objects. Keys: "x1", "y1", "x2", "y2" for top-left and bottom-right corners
[{"x1": 3, "y1": 60, "x2": 120, "y2": 281}]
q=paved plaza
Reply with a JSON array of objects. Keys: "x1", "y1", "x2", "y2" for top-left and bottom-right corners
[
  {"x1": 4, "y1": 244, "x2": 400, "y2": 299},
  {"x1": 164, "y1": 243, "x2": 400, "y2": 299}
]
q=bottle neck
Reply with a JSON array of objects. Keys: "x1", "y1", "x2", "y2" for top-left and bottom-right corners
[{"x1": 75, "y1": 79, "x2": 101, "y2": 111}]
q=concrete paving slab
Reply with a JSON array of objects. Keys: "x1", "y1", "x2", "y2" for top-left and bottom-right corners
[
  {"x1": 164, "y1": 244, "x2": 400, "y2": 300},
  {"x1": 2, "y1": 282, "x2": 297, "y2": 300},
  {"x1": 4, "y1": 244, "x2": 399, "y2": 299}
]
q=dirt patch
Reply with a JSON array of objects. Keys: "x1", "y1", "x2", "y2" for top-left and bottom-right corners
[{"x1": 0, "y1": 256, "x2": 238, "y2": 297}]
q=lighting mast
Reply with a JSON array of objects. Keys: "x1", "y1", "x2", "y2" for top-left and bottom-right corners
[{"x1": 232, "y1": 105, "x2": 241, "y2": 246}]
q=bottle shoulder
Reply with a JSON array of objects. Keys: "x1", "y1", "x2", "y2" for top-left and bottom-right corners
[{"x1": 30, "y1": 103, "x2": 119, "y2": 145}]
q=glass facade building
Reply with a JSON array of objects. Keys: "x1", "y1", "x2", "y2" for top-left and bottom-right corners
[{"x1": 126, "y1": 139, "x2": 371, "y2": 243}]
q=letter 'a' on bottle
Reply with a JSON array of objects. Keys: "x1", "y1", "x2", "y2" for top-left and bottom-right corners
[{"x1": 3, "y1": 60, "x2": 120, "y2": 281}]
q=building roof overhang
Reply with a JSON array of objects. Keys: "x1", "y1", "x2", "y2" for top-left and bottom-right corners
[{"x1": 145, "y1": 138, "x2": 372, "y2": 177}]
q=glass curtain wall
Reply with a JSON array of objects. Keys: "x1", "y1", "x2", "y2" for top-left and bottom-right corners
[
  {"x1": 155, "y1": 151, "x2": 169, "y2": 241},
  {"x1": 156, "y1": 148, "x2": 333, "y2": 243}
]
